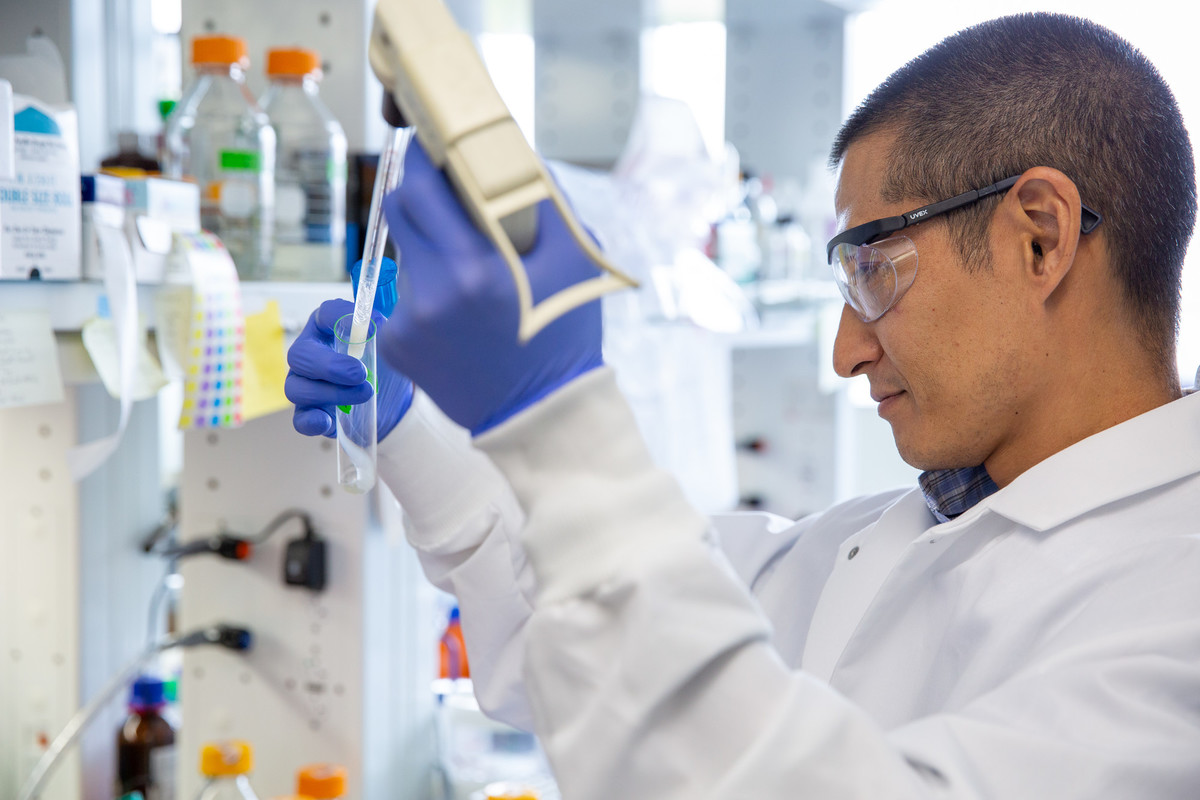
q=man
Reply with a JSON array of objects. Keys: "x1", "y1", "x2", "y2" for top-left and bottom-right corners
[{"x1": 286, "y1": 12, "x2": 1200, "y2": 799}]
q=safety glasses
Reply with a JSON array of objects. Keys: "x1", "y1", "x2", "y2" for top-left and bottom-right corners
[{"x1": 826, "y1": 175, "x2": 1103, "y2": 322}]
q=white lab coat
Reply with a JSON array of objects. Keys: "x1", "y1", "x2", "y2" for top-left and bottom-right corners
[{"x1": 378, "y1": 367, "x2": 1200, "y2": 799}]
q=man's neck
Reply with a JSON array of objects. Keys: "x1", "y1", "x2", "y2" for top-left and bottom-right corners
[{"x1": 984, "y1": 360, "x2": 1180, "y2": 488}]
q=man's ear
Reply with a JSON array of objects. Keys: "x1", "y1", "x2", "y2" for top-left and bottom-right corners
[{"x1": 1007, "y1": 167, "x2": 1083, "y2": 301}]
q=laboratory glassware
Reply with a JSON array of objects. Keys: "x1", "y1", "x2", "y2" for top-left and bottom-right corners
[
  {"x1": 117, "y1": 675, "x2": 177, "y2": 800},
  {"x1": 260, "y1": 48, "x2": 347, "y2": 281},
  {"x1": 334, "y1": 313, "x2": 378, "y2": 493},
  {"x1": 335, "y1": 125, "x2": 409, "y2": 493},
  {"x1": 163, "y1": 35, "x2": 276, "y2": 279}
]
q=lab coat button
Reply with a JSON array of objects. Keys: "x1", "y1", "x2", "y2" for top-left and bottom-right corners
[{"x1": 848, "y1": 546, "x2": 860, "y2": 560}]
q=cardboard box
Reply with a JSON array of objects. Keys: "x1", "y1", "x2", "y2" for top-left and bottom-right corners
[{"x1": 0, "y1": 93, "x2": 80, "y2": 279}]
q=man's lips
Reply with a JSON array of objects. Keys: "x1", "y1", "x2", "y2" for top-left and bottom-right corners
[{"x1": 871, "y1": 389, "x2": 904, "y2": 403}]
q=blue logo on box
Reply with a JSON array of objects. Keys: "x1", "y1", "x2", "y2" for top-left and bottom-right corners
[{"x1": 14, "y1": 107, "x2": 61, "y2": 136}]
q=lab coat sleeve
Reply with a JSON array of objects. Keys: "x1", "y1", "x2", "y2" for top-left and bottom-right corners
[
  {"x1": 376, "y1": 389, "x2": 538, "y2": 730},
  {"x1": 475, "y1": 367, "x2": 1200, "y2": 799},
  {"x1": 474, "y1": 367, "x2": 934, "y2": 799},
  {"x1": 373, "y1": 388, "x2": 804, "y2": 733}
]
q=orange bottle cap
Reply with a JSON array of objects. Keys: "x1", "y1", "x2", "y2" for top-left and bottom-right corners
[
  {"x1": 266, "y1": 48, "x2": 321, "y2": 78},
  {"x1": 483, "y1": 783, "x2": 539, "y2": 800},
  {"x1": 192, "y1": 35, "x2": 249, "y2": 67},
  {"x1": 297, "y1": 763, "x2": 347, "y2": 798},
  {"x1": 199, "y1": 740, "x2": 253, "y2": 776}
]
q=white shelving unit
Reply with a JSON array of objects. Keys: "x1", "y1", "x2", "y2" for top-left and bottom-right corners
[{"x1": 0, "y1": 279, "x2": 351, "y2": 333}]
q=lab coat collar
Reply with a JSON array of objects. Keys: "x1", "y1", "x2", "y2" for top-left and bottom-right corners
[{"x1": 981, "y1": 392, "x2": 1200, "y2": 532}]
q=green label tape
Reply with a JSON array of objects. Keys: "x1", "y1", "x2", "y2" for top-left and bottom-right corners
[{"x1": 220, "y1": 150, "x2": 262, "y2": 172}]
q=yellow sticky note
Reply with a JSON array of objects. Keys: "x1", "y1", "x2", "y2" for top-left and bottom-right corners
[{"x1": 241, "y1": 300, "x2": 291, "y2": 422}]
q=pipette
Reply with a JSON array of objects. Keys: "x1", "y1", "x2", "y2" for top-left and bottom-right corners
[
  {"x1": 367, "y1": 0, "x2": 638, "y2": 344},
  {"x1": 351, "y1": 125, "x2": 410, "y2": 357},
  {"x1": 336, "y1": 124, "x2": 411, "y2": 493}
]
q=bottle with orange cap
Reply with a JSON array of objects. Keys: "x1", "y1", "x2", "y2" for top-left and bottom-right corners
[
  {"x1": 297, "y1": 763, "x2": 347, "y2": 799},
  {"x1": 472, "y1": 782, "x2": 541, "y2": 800},
  {"x1": 195, "y1": 740, "x2": 260, "y2": 800},
  {"x1": 266, "y1": 763, "x2": 347, "y2": 800},
  {"x1": 260, "y1": 48, "x2": 347, "y2": 282},
  {"x1": 163, "y1": 35, "x2": 276, "y2": 280}
]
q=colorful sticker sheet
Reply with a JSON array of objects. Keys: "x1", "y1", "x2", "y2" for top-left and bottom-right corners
[{"x1": 175, "y1": 232, "x2": 245, "y2": 429}]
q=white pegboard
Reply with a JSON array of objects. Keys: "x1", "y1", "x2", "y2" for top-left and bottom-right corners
[
  {"x1": 177, "y1": 409, "x2": 435, "y2": 800},
  {"x1": 725, "y1": 2, "x2": 847, "y2": 186},
  {"x1": 0, "y1": 397, "x2": 81, "y2": 800},
  {"x1": 0, "y1": 382, "x2": 171, "y2": 800},
  {"x1": 532, "y1": 0, "x2": 641, "y2": 167}
]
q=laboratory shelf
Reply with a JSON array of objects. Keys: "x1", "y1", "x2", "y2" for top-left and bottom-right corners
[{"x1": 0, "y1": 278, "x2": 351, "y2": 332}]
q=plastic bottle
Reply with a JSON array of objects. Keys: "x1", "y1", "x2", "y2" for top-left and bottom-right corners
[
  {"x1": 296, "y1": 763, "x2": 347, "y2": 799},
  {"x1": 439, "y1": 606, "x2": 470, "y2": 680},
  {"x1": 164, "y1": 35, "x2": 275, "y2": 279},
  {"x1": 116, "y1": 675, "x2": 176, "y2": 800},
  {"x1": 260, "y1": 47, "x2": 347, "y2": 282},
  {"x1": 195, "y1": 741, "x2": 259, "y2": 800}
]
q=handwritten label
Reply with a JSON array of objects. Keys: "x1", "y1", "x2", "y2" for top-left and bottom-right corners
[{"x1": 0, "y1": 309, "x2": 64, "y2": 409}]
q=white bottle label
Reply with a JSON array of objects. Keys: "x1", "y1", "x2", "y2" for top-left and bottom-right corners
[
  {"x1": 219, "y1": 179, "x2": 256, "y2": 219},
  {"x1": 276, "y1": 182, "x2": 306, "y2": 227},
  {"x1": 149, "y1": 744, "x2": 177, "y2": 800}
]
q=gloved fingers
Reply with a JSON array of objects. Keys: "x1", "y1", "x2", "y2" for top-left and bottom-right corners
[
  {"x1": 387, "y1": 138, "x2": 493, "y2": 256},
  {"x1": 312, "y1": 297, "x2": 357, "y2": 337},
  {"x1": 526, "y1": 198, "x2": 604, "y2": 301},
  {"x1": 293, "y1": 406, "x2": 336, "y2": 438},
  {"x1": 284, "y1": 371, "x2": 373, "y2": 409},
  {"x1": 286, "y1": 337, "x2": 368, "y2": 386}
]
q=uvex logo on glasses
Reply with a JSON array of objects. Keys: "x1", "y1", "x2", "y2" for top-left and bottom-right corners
[{"x1": 826, "y1": 174, "x2": 1103, "y2": 323}]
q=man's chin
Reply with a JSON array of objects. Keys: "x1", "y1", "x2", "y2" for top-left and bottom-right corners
[{"x1": 895, "y1": 438, "x2": 985, "y2": 472}]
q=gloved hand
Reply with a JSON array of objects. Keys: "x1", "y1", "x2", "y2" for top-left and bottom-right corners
[
  {"x1": 285, "y1": 297, "x2": 414, "y2": 439},
  {"x1": 378, "y1": 139, "x2": 603, "y2": 435}
]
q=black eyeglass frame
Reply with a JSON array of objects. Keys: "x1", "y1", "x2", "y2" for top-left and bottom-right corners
[{"x1": 825, "y1": 175, "x2": 1103, "y2": 263}]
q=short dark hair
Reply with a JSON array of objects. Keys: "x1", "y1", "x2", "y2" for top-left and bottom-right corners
[{"x1": 830, "y1": 13, "x2": 1196, "y2": 372}]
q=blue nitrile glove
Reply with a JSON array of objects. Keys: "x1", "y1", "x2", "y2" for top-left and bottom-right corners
[
  {"x1": 377, "y1": 139, "x2": 603, "y2": 435},
  {"x1": 285, "y1": 297, "x2": 414, "y2": 439}
]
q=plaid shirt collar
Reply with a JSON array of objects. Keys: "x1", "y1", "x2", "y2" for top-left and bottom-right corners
[{"x1": 918, "y1": 465, "x2": 1000, "y2": 523}]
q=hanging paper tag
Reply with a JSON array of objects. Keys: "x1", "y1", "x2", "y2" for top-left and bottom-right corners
[{"x1": 172, "y1": 232, "x2": 245, "y2": 429}]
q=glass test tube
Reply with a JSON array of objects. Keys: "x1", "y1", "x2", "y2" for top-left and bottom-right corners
[
  {"x1": 334, "y1": 313, "x2": 377, "y2": 493},
  {"x1": 336, "y1": 125, "x2": 410, "y2": 492}
]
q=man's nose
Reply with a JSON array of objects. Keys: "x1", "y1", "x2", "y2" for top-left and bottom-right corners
[{"x1": 832, "y1": 303, "x2": 883, "y2": 378}]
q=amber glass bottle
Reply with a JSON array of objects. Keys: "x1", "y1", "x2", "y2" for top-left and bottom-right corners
[{"x1": 117, "y1": 675, "x2": 177, "y2": 800}]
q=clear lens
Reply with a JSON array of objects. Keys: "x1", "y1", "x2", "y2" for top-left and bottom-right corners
[{"x1": 830, "y1": 236, "x2": 917, "y2": 322}]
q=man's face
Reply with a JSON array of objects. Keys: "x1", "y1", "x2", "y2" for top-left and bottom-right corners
[{"x1": 832, "y1": 133, "x2": 1042, "y2": 474}]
